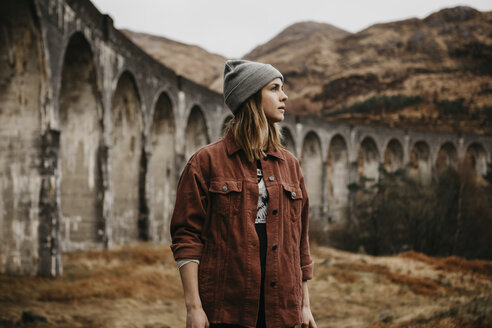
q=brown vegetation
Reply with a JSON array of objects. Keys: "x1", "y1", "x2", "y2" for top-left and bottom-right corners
[
  {"x1": 1, "y1": 243, "x2": 491, "y2": 327},
  {"x1": 400, "y1": 251, "x2": 492, "y2": 278},
  {"x1": 0, "y1": 243, "x2": 181, "y2": 303}
]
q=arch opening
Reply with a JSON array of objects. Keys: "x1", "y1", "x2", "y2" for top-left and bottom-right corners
[
  {"x1": 185, "y1": 106, "x2": 209, "y2": 160},
  {"x1": 358, "y1": 137, "x2": 380, "y2": 186},
  {"x1": 111, "y1": 71, "x2": 143, "y2": 244},
  {"x1": 301, "y1": 132, "x2": 323, "y2": 220},
  {"x1": 149, "y1": 92, "x2": 175, "y2": 242},
  {"x1": 436, "y1": 142, "x2": 458, "y2": 172},
  {"x1": 59, "y1": 32, "x2": 103, "y2": 249},
  {"x1": 281, "y1": 126, "x2": 296, "y2": 156},
  {"x1": 465, "y1": 143, "x2": 488, "y2": 179},
  {"x1": 384, "y1": 139, "x2": 404, "y2": 172},
  {"x1": 327, "y1": 135, "x2": 349, "y2": 224},
  {"x1": 409, "y1": 141, "x2": 431, "y2": 185}
]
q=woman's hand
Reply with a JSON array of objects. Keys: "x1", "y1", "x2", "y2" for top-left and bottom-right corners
[
  {"x1": 301, "y1": 306, "x2": 317, "y2": 328},
  {"x1": 186, "y1": 307, "x2": 210, "y2": 328},
  {"x1": 301, "y1": 281, "x2": 317, "y2": 328}
]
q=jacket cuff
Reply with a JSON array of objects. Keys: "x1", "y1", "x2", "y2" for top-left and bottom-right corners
[
  {"x1": 170, "y1": 243, "x2": 203, "y2": 261},
  {"x1": 301, "y1": 261, "x2": 314, "y2": 281}
]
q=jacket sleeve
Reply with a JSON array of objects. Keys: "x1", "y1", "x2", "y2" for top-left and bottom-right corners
[
  {"x1": 299, "y1": 173, "x2": 314, "y2": 281},
  {"x1": 170, "y1": 160, "x2": 209, "y2": 260}
]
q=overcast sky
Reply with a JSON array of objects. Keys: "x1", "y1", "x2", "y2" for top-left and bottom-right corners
[{"x1": 91, "y1": 0, "x2": 491, "y2": 58}]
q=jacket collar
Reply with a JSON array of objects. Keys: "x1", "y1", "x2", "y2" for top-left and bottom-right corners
[{"x1": 224, "y1": 129, "x2": 285, "y2": 161}]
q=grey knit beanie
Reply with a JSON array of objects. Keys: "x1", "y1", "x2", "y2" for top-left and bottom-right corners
[{"x1": 223, "y1": 59, "x2": 283, "y2": 114}]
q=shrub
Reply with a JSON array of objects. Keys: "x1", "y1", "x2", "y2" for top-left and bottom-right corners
[
  {"x1": 435, "y1": 98, "x2": 469, "y2": 115},
  {"x1": 328, "y1": 163, "x2": 492, "y2": 260},
  {"x1": 479, "y1": 106, "x2": 492, "y2": 117},
  {"x1": 327, "y1": 95, "x2": 423, "y2": 116}
]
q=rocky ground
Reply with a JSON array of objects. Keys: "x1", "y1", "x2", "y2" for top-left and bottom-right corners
[{"x1": 0, "y1": 243, "x2": 491, "y2": 328}]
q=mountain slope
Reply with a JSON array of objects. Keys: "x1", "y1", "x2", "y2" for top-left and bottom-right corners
[
  {"x1": 125, "y1": 6, "x2": 492, "y2": 134},
  {"x1": 246, "y1": 6, "x2": 492, "y2": 133},
  {"x1": 240, "y1": 21, "x2": 351, "y2": 114},
  {"x1": 122, "y1": 30, "x2": 226, "y2": 88}
]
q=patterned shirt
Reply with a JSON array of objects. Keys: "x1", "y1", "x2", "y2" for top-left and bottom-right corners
[{"x1": 255, "y1": 162, "x2": 269, "y2": 224}]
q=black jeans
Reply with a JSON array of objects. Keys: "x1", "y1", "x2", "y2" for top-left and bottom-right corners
[{"x1": 210, "y1": 223, "x2": 267, "y2": 328}]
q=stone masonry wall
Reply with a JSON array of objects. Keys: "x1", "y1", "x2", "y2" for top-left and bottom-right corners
[{"x1": 0, "y1": 0, "x2": 491, "y2": 276}]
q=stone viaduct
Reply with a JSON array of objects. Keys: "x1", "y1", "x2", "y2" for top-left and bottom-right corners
[{"x1": 1, "y1": 0, "x2": 491, "y2": 276}]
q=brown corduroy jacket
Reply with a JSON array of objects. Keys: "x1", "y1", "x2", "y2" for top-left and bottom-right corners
[{"x1": 170, "y1": 130, "x2": 314, "y2": 328}]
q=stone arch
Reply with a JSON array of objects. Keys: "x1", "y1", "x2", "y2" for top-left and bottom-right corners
[
  {"x1": 358, "y1": 137, "x2": 380, "y2": 185},
  {"x1": 384, "y1": 139, "x2": 404, "y2": 172},
  {"x1": 149, "y1": 92, "x2": 175, "y2": 242},
  {"x1": 327, "y1": 135, "x2": 349, "y2": 223},
  {"x1": 409, "y1": 141, "x2": 431, "y2": 185},
  {"x1": 185, "y1": 105, "x2": 209, "y2": 160},
  {"x1": 221, "y1": 115, "x2": 233, "y2": 136},
  {"x1": 301, "y1": 131, "x2": 323, "y2": 219},
  {"x1": 59, "y1": 32, "x2": 103, "y2": 250},
  {"x1": 465, "y1": 142, "x2": 488, "y2": 178},
  {"x1": 111, "y1": 71, "x2": 143, "y2": 244},
  {"x1": 435, "y1": 142, "x2": 458, "y2": 172},
  {"x1": 281, "y1": 126, "x2": 296, "y2": 156},
  {"x1": 0, "y1": 0, "x2": 46, "y2": 274}
]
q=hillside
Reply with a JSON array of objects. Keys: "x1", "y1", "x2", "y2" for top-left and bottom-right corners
[
  {"x1": 125, "y1": 6, "x2": 492, "y2": 134},
  {"x1": 122, "y1": 30, "x2": 226, "y2": 88},
  {"x1": 240, "y1": 21, "x2": 352, "y2": 114},
  {"x1": 245, "y1": 7, "x2": 492, "y2": 133},
  {"x1": 245, "y1": 7, "x2": 492, "y2": 134},
  {"x1": 208, "y1": 21, "x2": 351, "y2": 93},
  {"x1": 0, "y1": 243, "x2": 491, "y2": 327}
]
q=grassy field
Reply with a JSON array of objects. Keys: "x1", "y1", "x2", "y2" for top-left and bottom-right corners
[{"x1": 1, "y1": 243, "x2": 491, "y2": 327}]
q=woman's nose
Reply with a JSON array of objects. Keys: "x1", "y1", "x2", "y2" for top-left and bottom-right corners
[{"x1": 280, "y1": 90, "x2": 288, "y2": 101}]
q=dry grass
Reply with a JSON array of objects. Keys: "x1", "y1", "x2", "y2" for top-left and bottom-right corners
[
  {"x1": 400, "y1": 250, "x2": 492, "y2": 277},
  {"x1": 332, "y1": 262, "x2": 448, "y2": 296},
  {"x1": 309, "y1": 245, "x2": 492, "y2": 328},
  {"x1": 1, "y1": 243, "x2": 180, "y2": 304},
  {"x1": 1, "y1": 243, "x2": 491, "y2": 328},
  {"x1": 368, "y1": 296, "x2": 492, "y2": 328}
]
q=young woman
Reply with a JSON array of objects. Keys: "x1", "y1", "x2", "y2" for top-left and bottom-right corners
[{"x1": 170, "y1": 60, "x2": 317, "y2": 328}]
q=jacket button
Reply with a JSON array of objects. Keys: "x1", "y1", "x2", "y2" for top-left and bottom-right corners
[
  {"x1": 270, "y1": 281, "x2": 276, "y2": 287},
  {"x1": 272, "y1": 245, "x2": 277, "y2": 251},
  {"x1": 222, "y1": 185, "x2": 228, "y2": 192},
  {"x1": 272, "y1": 209, "x2": 278, "y2": 215},
  {"x1": 291, "y1": 192, "x2": 296, "y2": 198},
  {"x1": 268, "y1": 176, "x2": 274, "y2": 181}
]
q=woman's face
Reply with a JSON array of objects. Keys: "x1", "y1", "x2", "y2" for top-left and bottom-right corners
[{"x1": 261, "y1": 78, "x2": 288, "y2": 124}]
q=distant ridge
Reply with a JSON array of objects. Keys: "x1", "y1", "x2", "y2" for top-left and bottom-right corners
[
  {"x1": 127, "y1": 6, "x2": 492, "y2": 134},
  {"x1": 122, "y1": 29, "x2": 226, "y2": 88}
]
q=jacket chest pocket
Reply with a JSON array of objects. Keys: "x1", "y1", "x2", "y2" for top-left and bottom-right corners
[
  {"x1": 209, "y1": 179, "x2": 243, "y2": 218},
  {"x1": 282, "y1": 183, "x2": 303, "y2": 222}
]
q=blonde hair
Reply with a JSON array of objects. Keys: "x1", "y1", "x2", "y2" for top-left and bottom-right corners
[{"x1": 224, "y1": 90, "x2": 284, "y2": 163}]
